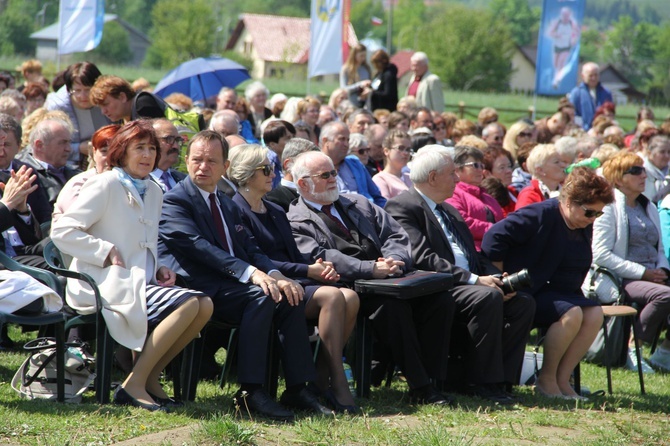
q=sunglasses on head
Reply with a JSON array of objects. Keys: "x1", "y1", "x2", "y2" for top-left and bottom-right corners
[
  {"x1": 581, "y1": 205, "x2": 604, "y2": 219},
  {"x1": 623, "y1": 165, "x2": 646, "y2": 176},
  {"x1": 460, "y1": 162, "x2": 485, "y2": 170},
  {"x1": 304, "y1": 169, "x2": 338, "y2": 180},
  {"x1": 255, "y1": 163, "x2": 275, "y2": 177}
]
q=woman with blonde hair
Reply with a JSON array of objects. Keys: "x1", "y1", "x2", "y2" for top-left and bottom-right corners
[
  {"x1": 516, "y1": 143, "x2": 567, "y2": 209},
  {"x1": 340, "y1": 43, "x2": 372, "y2": 108},
  {"x1": 295, "y1": 97, "x2": 321, "y2": 145},
  {"x1": 503, "y1": 120, "x2": 535, "y2": 161}
]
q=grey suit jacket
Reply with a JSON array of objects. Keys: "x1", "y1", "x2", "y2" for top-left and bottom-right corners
[
  {"x1": 405, "y1": 71, "x2": 444, "y2": 113},
  {"x1": 287, "y1": 194, "x2": 411, "y2": 282}
]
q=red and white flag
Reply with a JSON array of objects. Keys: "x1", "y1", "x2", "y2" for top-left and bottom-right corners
[{"x1": 371, "y1": 16, "x2": 383, "y2": 26}]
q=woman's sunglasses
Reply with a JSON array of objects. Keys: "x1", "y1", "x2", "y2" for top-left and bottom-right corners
[
  {"x1": 623, "y1": 165, "x2": 646, "y2": 176},
  {"x1": 354, "y1": 148, "x2": 370, "y2": 155},
  {"x1": 581, "y1": 205, "x2": 604, "y2": 219},
  {"x1": 255, "y1": 163, "x2": 275, "y2": 177}
]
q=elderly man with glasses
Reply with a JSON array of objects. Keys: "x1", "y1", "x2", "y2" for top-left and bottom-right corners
[
  {"x1": 287, "y1": 150, "x2": 456, "y2": 406},
  {"x1": 149, "y1": 119, "x2": 186, "y2": 192}
]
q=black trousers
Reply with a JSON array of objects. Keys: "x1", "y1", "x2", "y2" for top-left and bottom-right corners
[
  {"x1": 451, "y1": 285, "x2": 535, "y2": 385},
  {"x1": 362, "y1": 290, "x2": 455, "y2": 390},
  {"x1": 211, "y1": 281, "x2": 316, "y2": 387}
]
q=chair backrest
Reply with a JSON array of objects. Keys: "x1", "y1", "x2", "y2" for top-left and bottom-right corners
[{"x1": 43, "y1": 241, "x2": 66, "y2": 270}]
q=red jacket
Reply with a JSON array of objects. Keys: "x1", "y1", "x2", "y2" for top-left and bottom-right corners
[{"x1": 515, "y1": 179, "x2": 546, "y2": 210}]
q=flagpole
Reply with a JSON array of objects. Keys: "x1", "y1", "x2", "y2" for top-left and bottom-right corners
[
  {"x1": 386, "y1": 0, "x2": 393, "y2": 52},
  {"x1": 57, "y1": 0, "x2": 63, "y2": 71}
]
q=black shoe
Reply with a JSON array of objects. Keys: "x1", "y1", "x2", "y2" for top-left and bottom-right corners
[
  {"x1": 113, "y1": 387, "x2": 169, "y2": 412},
  {"x1": 324, "y1": 390, "x2": 361, "y2": 414},
  {"x1": 408, "y1": 385, "x2": 454, "y2": 406},
  {"x1": 279, "y1": 387, "x2": 334, "y2": 416},
  {"x1": 233, "y1": 388, "x2": 294, "y2": 421},
  {"x1": 147, "y1": 391, "x2": 185, "y2": 409},
  {"x1": 467, "y1": 384, "x2": 515, "y2": 405}
]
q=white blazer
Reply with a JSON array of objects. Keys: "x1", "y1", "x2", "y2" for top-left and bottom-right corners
[
  {"x1": 51, "y1": 170, "x2": 163, "y2": 351},
  {"x1": 591, "y1": 188, "x2": 669, "y2": 280}
]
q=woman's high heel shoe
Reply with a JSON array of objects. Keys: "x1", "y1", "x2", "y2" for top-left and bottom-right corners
[
  {"x1": 325, "y1": 390, "x2": 361, "y2": 414},
  {"x1": 147, "y1": 391, "x2": 185, "y2": 408},
  {"x1": 114, "y1": 387, "x2": 169, "y2": 412}
]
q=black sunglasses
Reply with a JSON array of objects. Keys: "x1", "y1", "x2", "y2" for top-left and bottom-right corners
[
  {"x1": 623, "y1": 165, "x2": 646, "y2": 176},
  {"x1": 355, "y1": 148, "x2": 370, "y2": 155},
  {"x1": 581, "y1": 205, "x2": 604, "y2": 219},
  {"x1": 255, "y1": 163, "x2": 275, "y2": 177},
  {"x1": 304, "y1": 169, "x2": 338, "y2": 180}
]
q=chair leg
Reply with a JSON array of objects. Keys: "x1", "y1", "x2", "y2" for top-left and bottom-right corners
[
  {"x1": 96, "y1": 324, "x2": 115, "y2": 404},
  {"x1": 266, "y1": 327, "x2": 280, "y2": 399},
  {"x1": 55, "y1": 322, "x2": 66, "y2": 403},
  {"x1": 220, "y1": 328, "x2": 238, "y2": 389},
  {"x1": 602, "y1": 317, "x2": 613, "y2": 395},
  {"x1": 181, "y1": 335, "x2": 206, "y2": 402},
  {"x1": 630, "y1": 316, "x2": 646, "y2": 395},
  {"x1": 354, "y1": 314, "x2": 372, "y2": 398}
]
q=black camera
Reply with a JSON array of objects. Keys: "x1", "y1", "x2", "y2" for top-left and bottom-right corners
[{"x1": 493, "y1": 269, "x2": 533, "y2": 294}]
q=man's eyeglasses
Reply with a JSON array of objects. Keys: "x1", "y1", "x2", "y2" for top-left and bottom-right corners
[
  {"x1": 160, "y1": 135, "x2": 185, "y2": 146},
  {"x1": 460, "y1": 162, "x2": 485, "y2": 170},
  {"x1": 623, "y1": 165, "x2": 646, "y2": 176},
  {"x1": 354, "y1": 147, "x2": 370, "y2": 155},
  {"x1": 255, "y1": 163, "x2": 275, "y2": 177},
  {"x1": 392, "y1": 146, "x2": 413, "y2": 154},
  {"x1": 69, "y1": 88, "x2": 91, "y2": 97},
  {"x1": 303, "y1": 169, "x2": 338, "y2": 180},
  {"x1": 581, "y1": 205, "x2": 604, "y2": 219}
]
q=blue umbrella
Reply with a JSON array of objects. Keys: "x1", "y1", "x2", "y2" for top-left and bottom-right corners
[{"x1": 154, "y1": 57, "x2": 251, "y2": 102}]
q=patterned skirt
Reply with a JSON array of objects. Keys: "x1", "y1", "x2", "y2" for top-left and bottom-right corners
[{"x1": 145, "y1": 284, "x2": 206, "y2": 330}]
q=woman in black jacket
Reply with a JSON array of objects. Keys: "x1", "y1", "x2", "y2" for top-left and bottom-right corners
[{"x1": 370, "y1": 50, "x2": 398, "y2": 112}]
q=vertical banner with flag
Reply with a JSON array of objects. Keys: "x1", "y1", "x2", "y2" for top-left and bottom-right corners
[
  {"x1": 535, "y1": 0, "x2": 585, "y2": 95},
  {"x1": 58, "y1": 0, "x2": 105, "y2": 55},
  {"x1": 308, "y1": 0, "x2": 344, "y2": 78}
]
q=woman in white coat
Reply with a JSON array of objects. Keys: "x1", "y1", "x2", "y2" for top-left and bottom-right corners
[
  {"x1": 52, "y1": 121, "x2": 213, "y2": 411},
  {"x1": 593, "y1": 152, "x2": 670, "y2": 373}
]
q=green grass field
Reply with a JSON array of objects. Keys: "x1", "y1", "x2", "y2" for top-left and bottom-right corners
[{"x1": 1, "y1": 326, "x2": 669, "y2": 445}]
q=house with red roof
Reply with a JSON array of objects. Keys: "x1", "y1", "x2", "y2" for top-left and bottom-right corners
[{"x1": 225, "y1": 13, "x2": 358, "y2": 81}]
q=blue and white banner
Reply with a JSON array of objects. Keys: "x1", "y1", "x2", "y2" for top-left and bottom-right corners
[
  {"x1": 308, "y1": 0, "x2": 344, "y2": 78},
  {"x1": 58, "y1": 0, "x2": 105, "y2": 55},
  {"x1": 535, "y1": 0, "x2": 585, "y2": 95}
]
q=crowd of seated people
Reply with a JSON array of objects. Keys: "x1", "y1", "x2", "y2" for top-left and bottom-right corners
[{"x1": 3, "y1": 56, "x2": 670, "y2": 421}]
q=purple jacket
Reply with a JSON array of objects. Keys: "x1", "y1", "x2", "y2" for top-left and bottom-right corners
[{"x1": 446, "y1": 182, "x2": 504, "y2": 251}]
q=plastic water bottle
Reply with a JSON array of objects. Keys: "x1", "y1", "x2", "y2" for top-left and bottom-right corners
[
  {"x1": 342, "y1": 357, "x2": 355, "y2": 393},
  {"x1": 565, "y1": 157, "x2": 600, "y2": 174}
]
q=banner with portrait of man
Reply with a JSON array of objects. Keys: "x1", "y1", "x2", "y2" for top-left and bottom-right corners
[{"x1": 535, "y1": 0, "x2": 585, "y2": 95}]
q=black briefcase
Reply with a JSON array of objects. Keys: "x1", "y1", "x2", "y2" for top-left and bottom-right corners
[{"x1": 354, "y1": 270, "x2": 453, "y2": 299}]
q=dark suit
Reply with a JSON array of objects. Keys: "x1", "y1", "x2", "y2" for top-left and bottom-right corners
[
  {"x1": 158, "y1": 177, "x2": 315, "y2": 386},
  {"x1": 0, "y1": 187, "x2": 47, "y2": 269},
  {"x1": 288, "y1": 194, "x2": 454, "y2": 390},
  {"x1": 16, "y1": 151, "x2": 81, "y2": 213},
  {"x1": 265, "y1": 184, "x2": 299, "y2": 213},
  {"x1": 0, "y1": 160, "x2": 52, "y2": 224},
  {"x1": 216, "y1": 177, "x2": 236, "y2": 198},
  {"x1": 151, "y1": 169, "x2": 186, "y2": 193},
  {"x1": 385, "y1": 188, "x2": 535, "y2": 386},
  {"x1": 232, "y1": 194, "x2": 309, "y2": 278}
]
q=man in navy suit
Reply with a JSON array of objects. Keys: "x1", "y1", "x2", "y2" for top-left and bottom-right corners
[{"x1": 158, "y1": 130, "x2": 330, "y2": 421}]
